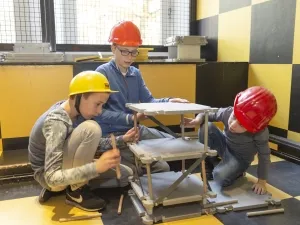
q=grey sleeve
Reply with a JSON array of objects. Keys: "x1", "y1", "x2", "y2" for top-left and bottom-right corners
[
  {"x1": 96, "y1": 135, "x2": 127, "y2": 154},
  {"x1": 42, "y1": 117, "x2": 99, "y2": 189},
  {"x1": 196, "y1": 107, "x2": 232, "y2": 124},
  {"x1": 254, "y1": 129, "x2": 271, "y2": 180}
]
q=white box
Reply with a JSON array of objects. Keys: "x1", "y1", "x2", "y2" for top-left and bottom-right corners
[
  {"x1": 165, "y1": 36, "x2": 207, "y2": 60},
  {"x1": 168, "y1": 45, "x2": 201, "y2": 60},
  {"x1": 13, "y1": 43, "x2": 51, "y2": 53}
]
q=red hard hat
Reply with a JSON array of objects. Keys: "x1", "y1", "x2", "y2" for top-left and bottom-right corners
[
  {"x1": 234, "y1": 86, "x2": 277, "y2": 133},
  {"x1": 108, "y1": 21, "x2": 142, "y2": 47}
]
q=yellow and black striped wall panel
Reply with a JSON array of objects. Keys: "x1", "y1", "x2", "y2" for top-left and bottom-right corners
[
  {"x1": 0, "y1": 65, "x2": 73, "y2": 152},
  {"x1": 191, "y1": 0, "x2": 300, "y2": 142}
]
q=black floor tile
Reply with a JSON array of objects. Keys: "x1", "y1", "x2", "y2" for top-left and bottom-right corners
[
  {"x1": 0, "y1": 149, "x2": 29, "y2": 166},
  {"x1": 0, "y1": 180, "x2": 41, "y2": 201},
  {"x1": 1, "y1": 179, "x2": 300, "y2": 225},
  {"x1": 216, "y1": 198, "x2": 300, "y2": 225},
  {"x1": 93, "y1": 187, "x2": 144, "y2": 225},
  {"x1": 247, "y1": 161, "x2": 300, "y2": 196}
]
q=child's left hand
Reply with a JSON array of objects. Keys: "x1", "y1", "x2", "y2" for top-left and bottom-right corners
[
  {"x1": 123, "y1": 127, "x2": 140, "y2": 143},
  {"x1": 169, "y1": 98, "x2": 189, "y2": 103},
  {"x1": 252, "y1": 179, "x2": 267, "y2": 195}
]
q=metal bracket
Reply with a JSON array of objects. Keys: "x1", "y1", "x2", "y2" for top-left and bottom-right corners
[
  {"x1": 141, "y1": 214, "x2": 154, "y2": 225},
  {"x1": 142, "y1": 198, "x2": 154, "y2": 215},
  {"x1": 140, "y1": 156, "x2": 156, "y2": 164},
  {"x1": 266, "y1": 198, "x2": 281, "y2": 206},
  {"x1": 206, "y1": 191, "x2": 217, "y2": 199},
  {"x1": 207, "y1": 149, "x2": 218, "y2": 157},
  {"x1": 128, "y1": 190, "x2": 146, "y2": 217},
  {"x1": 216, "y1": 198, "x2": 282, "y2": 214},
  {"x1": 202, "y1": 207, "x2": 217, "y2": 215},
  {"x1": 216, "y1": 205, "x2": 234, "y2": 213},
  {"x1": 203, "y1": 199, "x2": 238, "y2": 209}
]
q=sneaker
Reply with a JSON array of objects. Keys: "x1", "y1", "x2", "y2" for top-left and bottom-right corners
[
  {"x1": 201, "y1": 157, "x2": 215, "y2": 181},
  {"x1": 38, "y1": 188, "x2": 65, "y2": 203},
  {"x1": 205, "y1": 171, "x2": 214, "y2": 181},
  {"x1": 65, "y1": 185, "x2": 106, "y2": 212}
]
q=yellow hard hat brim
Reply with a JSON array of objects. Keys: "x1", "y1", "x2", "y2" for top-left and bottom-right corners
[{"x1": 69, "y1": 89, "x2": 118, "y2": 96}]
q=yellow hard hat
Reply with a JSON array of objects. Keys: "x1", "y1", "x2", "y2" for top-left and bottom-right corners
[{"x1": 69, "y1": 71, "x2": 117, "y2": 96}]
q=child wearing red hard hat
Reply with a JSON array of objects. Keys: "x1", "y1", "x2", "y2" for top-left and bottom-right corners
[
  {"x1": 86, "y1": 21, "x2": 189, "y2": 175},
  {"x1": 184, "y1": 86, "x2": 277, "y2": 195}
]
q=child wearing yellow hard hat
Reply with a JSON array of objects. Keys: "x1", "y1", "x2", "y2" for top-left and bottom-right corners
[{"x1": 28, "y1": 71, "x2": 138, "y2": 211}]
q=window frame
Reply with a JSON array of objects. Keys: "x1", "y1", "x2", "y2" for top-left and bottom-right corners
[{"x1": 0, "y1": 0, "x2": 197, "y2": 52}]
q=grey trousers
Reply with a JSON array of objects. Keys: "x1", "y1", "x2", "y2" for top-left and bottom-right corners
[{"x1": 53, "y1": 120, "x2": 133, "y2": 191}]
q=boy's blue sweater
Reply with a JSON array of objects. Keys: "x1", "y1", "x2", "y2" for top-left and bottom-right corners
[{"x1": 93, "y1": 60, "x2": 170, "y2": 136}]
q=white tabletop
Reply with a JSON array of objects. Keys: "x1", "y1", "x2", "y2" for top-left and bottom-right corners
[{"x1": 126, "y1": 102, "x2": 218, "y2": 115}]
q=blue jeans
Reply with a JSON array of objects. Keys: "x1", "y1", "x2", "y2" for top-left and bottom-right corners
[{"x1": 198, "y1": 122, "x2": 249, "y2": 187}]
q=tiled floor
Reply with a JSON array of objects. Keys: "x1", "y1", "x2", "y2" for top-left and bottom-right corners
[
  {"x1": 1, "y1": 154, "x2": 300, "y2": 225},
  {"x1": 247, "y1": 161, "x2": 300, "y2": 196},
  {"x1": 251, "y1": 153, "x2": 284, "y2": 166},
  {"x1": 0, "y1": 196, "x2": 104, "y2": 225}
]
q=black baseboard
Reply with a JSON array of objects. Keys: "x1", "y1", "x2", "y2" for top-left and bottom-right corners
[
  {"x1": 2, "y1": 137, "x2": 29, "y2": 151},
  {"x1": 269, "y1": 134, "x2": 300, "y2": 164},
  {"x1": 271, "y1": 150, "x2": 300, "y2": 165}
]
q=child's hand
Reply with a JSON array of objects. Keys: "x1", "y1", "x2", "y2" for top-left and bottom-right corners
[
  {"x1": 169, "y1": 98, "x2": 189, "y2": 103},
  {"x1": 95, "y1": 148, "x2": 120, "y2": 174},
  {"x1": 132, "y1": 113, "x2": 148, "y2": 122},
  {"x1": 252, "y1": 179, "x2": 267, "y2": 195},
  {"x1": 182, "y1": 117, "x2": 202, "y2": 128},
  {"x1": 123, "y1": 127, "x2": 139, "y2": 143}
]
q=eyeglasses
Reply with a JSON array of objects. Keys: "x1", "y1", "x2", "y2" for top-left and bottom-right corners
[{"x1": 116, "y1": 46, "x2": 139, "y2": 57}]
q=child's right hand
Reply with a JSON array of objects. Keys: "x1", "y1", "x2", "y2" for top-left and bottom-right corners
[
  {"x1": 182, "y1": 116, "x2": 202, "y2": 128},
  {"x1": 123, "y1": 127, "x2": 140, "y2": 143},
  {"x1": 95, "y1": 148, "x2": 120, "y2": 174},
  {"x1": 131, "y1": 113, "x2": 148, "y2": 122}
]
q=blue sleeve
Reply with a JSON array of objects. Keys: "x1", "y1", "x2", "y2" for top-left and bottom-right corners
[
  {"x1": 74, "y1": 111, "x2": 130, "y2": 127},
  {"x1": 138, "y1": 71, "x2": 170, "y2": 103},
  {"x1": 95, "y1": 109, "x2": 131, "y2": 126},
  {"x1": 95, "y1": 65, "x2": 107, "y2": 77},
  {"x1": 94, "y1": 65, "x2": 132, "y2": 126}
]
